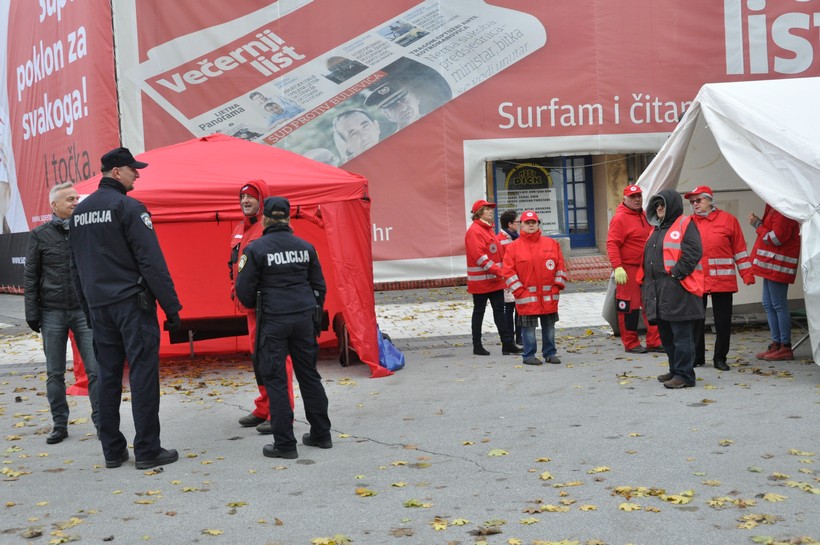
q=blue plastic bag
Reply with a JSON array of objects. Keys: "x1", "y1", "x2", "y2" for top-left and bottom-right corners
[{"x1": 377, "y1": 327, "x2": 405, "y2": 371}]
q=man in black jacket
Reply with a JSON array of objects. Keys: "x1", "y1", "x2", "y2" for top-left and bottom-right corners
[
  {"x1": 642, "y1": 188, "x2": 704, "y2": 389},
  {"x1": 235, "y1": 196, "x2": 330, "y2": 459},
  {"x1": 24, "y1": 182, "x2": 99, "y2": 444},
  {"x1": 69, "y1": 147, "x2": 182, "y2": 470}
]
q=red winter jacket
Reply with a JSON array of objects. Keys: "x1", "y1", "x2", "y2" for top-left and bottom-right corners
[
  {"x1": 691, "y1": 208, "x2": 754, "y2": 293},
  {"x1": 606, "y1": 202, "x2": 651, "y2": 268},
  {"x1": 502, "y1": 231, "x2": 566, "y2": 315},
  {"x1": 465, "y1": 219, "x2": 506, "y2": 294},
  {"x1": 751, "y1": 205, "x2": 800, "y2": 284},
  {"x1": 496, "y1": 229, "x2": 514, "y2": 254},
  {"x1": 606, "y1": 202, "x2": 651, "y2": 305}
]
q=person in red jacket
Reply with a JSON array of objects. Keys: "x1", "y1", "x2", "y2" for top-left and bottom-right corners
[
  {"x1": 502, "y1": 210, "x2": 566, "y2": 365},
  {"x1": 229, "y1": 181, "x2": 294, "y2": 433},
  {"x1": 465, "y1": 199, "x2": 519, "y2": 356},
  {"x1": 749, "y1": 204, "x2": 801, "y2": 361},
  {"x1": 685, "y1": 185, "x2": 755, "y2": 371},
  {"x1": 606, "y1": 185, "x2": 663, "y2": 353}
]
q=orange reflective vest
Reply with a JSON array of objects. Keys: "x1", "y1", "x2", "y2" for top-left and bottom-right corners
[{"x1": 663, "y1": 216, "x2": 705, "y2": 297}]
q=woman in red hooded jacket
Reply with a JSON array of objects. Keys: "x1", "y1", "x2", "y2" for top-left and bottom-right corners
[{"x1": 748, "y1": 204, "x2": 801, "y2": 361}]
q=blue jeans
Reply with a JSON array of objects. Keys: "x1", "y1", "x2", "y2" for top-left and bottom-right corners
[
  {"x1": 761, "y1": 278, "x2": 791, "y2": 344},
  {"x1": 522, "y1": 314, "x2": 557, "y2": 360},
  {"x1": 41, "y1": 308, "x2": 100, "y2": 430}
]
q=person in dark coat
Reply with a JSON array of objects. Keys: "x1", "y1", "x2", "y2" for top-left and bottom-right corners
[
  {"x1": 24, "y1": 182, "x2": 99, "y2": 444},
  {"x1": 641, "y1": 188, "x2": 705, "y2": 389},
  {"x1": 235, "y1": 196, "x2": 330, "y2": 459},
  {"x1": 70, "y1": 147, "x2": 182, "y2": 470}
]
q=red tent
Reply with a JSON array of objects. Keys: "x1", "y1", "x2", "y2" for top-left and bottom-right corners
[{"x1": 73, "y1": 134, "x2": 390, "y2": 378}]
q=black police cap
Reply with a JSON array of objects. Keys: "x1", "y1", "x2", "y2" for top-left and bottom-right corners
[
  {"x1": 264, "y1": 196, "x2": 290, "y2": 218},
  {"x1": 101, "y1": 147, "x2": 149, "y2": 171}
]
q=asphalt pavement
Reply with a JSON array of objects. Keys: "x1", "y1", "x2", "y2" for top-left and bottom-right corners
[{"x1": 1, "y1": 286, "x2": 818, "y2": 545}]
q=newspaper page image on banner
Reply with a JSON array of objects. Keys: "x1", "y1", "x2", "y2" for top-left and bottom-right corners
[{"x1": 127, "y1": 0, "x2": 546, "y2": 167}]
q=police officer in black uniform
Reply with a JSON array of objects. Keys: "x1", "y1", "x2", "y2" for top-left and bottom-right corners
[
  {"x1": 69, "y1": 147, "x2": 182, "y2": 470},
  {"x1": 235, "y1": 196, "x2": 331, "y2": 459}
]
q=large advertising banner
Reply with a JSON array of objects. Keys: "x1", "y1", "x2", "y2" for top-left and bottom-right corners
[
  {"x1": 110, "y1": 0, "x2": 820, "y2": 282},
  {"x1": 0, "y1": 0, "x2": 119, "y2": 285}
]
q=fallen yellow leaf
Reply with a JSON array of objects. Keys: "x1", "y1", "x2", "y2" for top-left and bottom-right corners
[
  {"x1": 403, "y1": 499, "x2": 431, "y2": 508},
  {"x1": 540, "y1": 504, "x2": 570, "y2": 513},
  {"x1": 661, "y1": 494, "x2": 693, "y2": 504}
]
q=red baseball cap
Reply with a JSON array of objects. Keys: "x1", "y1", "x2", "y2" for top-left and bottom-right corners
[
  {"x1": 623, "y1": 185, "x2": 642, "y2": 196},
  {"x1": 684, "y1": 185, "x2": 713, "y2": 200},
  {"x1": 520, "y1": 210, "x2": 540, "y2": 222},
  {"x1": 471, "y1": 199, "x2": 496, "y2": 214}
]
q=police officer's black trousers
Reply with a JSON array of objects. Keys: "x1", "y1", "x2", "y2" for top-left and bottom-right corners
[
  {"x1": 90, "y1": 297, "x2": 162, "y2": 462},
  {"x1": 259, "y1": 310, "x2": 330, "y2": 451}
]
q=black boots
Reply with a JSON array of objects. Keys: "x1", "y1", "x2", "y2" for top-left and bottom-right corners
[{"x1": 502, "y1": 343, "x2": 523, "y2": 355}]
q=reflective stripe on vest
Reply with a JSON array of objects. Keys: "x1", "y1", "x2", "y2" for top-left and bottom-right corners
[{"x1": 662, "y1": 215, "x2": 704, "y2": 296}]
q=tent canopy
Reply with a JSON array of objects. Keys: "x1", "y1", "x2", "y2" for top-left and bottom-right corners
[
  {"x1": 638, "y1": 77, "x2": 820, "y2": 364},
  {"x1": 74, "y1": 134, "x2": 391, "y2": 377}
]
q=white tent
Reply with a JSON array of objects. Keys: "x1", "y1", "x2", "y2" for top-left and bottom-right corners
[{"x1": 638, "y1": 77, "x2": 820, "y2": 364}]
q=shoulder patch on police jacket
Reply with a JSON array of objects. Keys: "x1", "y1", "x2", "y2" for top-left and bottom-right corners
[
  {"x1": 140, "y1": 212, "x2": 153, "y2": 230},
  {"x1": 237, "y1": 254, "x2": 247, "y2": 272}
]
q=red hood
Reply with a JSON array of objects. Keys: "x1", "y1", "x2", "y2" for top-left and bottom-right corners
[{"x1": 241, "y1": 178, "x2": 270, "y2": 228}]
